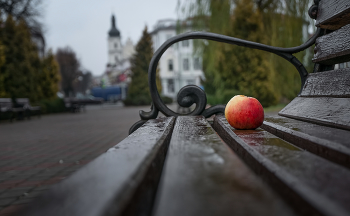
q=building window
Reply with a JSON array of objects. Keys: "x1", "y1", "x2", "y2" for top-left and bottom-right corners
[
  {"x1": 167, "y1": 79, "x2": 174, "y2": 93},
  {"x1": 168, "y1": 59, "x2": 173, "y2": 71},
  {"x1": 187, "y1": 79, "x2": 195, "y2": 85},
  {"x1": 193, "y1": 58, "x2": 201, "y2": 70},
  {"x1": 182, "y1": 40, "x2": 189, "y2": 47},
  {"x1": 183, "y1": 58, "x2": 189, "y2": 71}
]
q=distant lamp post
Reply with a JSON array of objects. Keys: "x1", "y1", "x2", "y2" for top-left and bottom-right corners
[{"x1": 101, "y1": 79, "x2": 106, "y2": 88}]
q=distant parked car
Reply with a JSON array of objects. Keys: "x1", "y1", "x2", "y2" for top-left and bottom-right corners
[
  {"x1": 91, "y1": 85, "x2": 127, "y2": 102},
  {"x1": 76, "y1": 94, "x2": 104, "y2": 105}
]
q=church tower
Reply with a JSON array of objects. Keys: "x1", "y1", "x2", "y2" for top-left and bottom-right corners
[{"x1": 108, "y1": 14, "x2": 122, "y2": 66}]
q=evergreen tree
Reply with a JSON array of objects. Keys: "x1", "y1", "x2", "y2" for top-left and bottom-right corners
[
  {"x1": 0, "y1": 15, "x2": 60, "y2": 102},
  {"x1": 125, "y1": 26, "x2": 161, "y2": 105},
  {"x1": 0, "y1": 17, "x2": 5, "y2": 97},
  {"x1": 38, "y1": 50, "x2": 60, "y2": 99},
  {"x1": 0, "y1": 40, "x2": 6, "y2": 98},
  {"x1": 0, "y1": 15, "x2": 41, "y2": 102},
  {"x1": 0, "y1": 0, "x2": 46, "y2": 54},
  {"x1": 215, "y1": 0, "x2": 278, "y2": 107}
]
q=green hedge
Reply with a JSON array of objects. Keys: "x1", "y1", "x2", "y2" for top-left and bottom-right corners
[
  {"x1": 124, "y1": 95, "x2": 173, "y2": 106},
  {"x1": 0, "y1": 98, "x2": 67, "y2": 121},
  {"x1": 38, "y1": 98, "x2": 66, "y2": 114}
]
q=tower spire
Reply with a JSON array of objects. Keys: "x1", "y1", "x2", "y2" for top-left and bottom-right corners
[
  {"x1": 112, "y1": 14, "x2": 116, "y2": 28},
  {"x1": 108, "y1": 14, "x2": 120, "y2": 37}
]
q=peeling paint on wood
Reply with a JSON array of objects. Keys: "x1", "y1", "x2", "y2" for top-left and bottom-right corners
[
  {"x1": 316, "y1": 0, "x2": 350, "y2": 30},
  {"x1": 313, "y1": 24, "x2": 350, "y2": 65},
  {"x1": 301, "y1": 68, "x2": 350, "y2": 97}
]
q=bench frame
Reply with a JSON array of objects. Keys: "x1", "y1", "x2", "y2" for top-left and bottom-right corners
[{"x1": 129, "y1": 1, "x2": 322, "y2": 134}]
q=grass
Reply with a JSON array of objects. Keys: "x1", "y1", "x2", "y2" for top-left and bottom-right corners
[{"x1": 264, "y1": 103, "x2": 287, "y2": 114}]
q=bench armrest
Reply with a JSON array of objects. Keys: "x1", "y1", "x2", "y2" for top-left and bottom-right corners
[{"x1": 130, "y1": 10, "x2": 322, "y2": 134}]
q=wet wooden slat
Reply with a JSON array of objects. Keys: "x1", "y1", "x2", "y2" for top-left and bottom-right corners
[
  {"x1": 300, "y1": 68, "x2": 350, "y2": 97},
  {"x1": 213, "y1": 115, "x2": 350, "y2": 216},
  {"x1": 153, "y1": 116, "x2": 296, "y2": 216},
  {"x1": 316, "y1": 0, "x2": 350, "y2": 30},
  {"x1": 313, "y1": 24, "x2": 350, "y2": 65},
  {"x1": 262, "y1": 115, "x2": 350, "y2": 169},
  {"x1": 278, "y1": 97, "x2": 350, "y2": 130},
  {"x1": 18, "y1": 117, "x2": 175, "y2": 216}
]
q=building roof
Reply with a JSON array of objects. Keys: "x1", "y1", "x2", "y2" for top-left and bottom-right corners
[
  {"x1": 150, "y1": 19, "x2": 194, "y2": 35},
  {"x1": 150, "y1": 19, "x2": 177, "y2": 35},
  {"x1": 109, "y1": 15, "x2": 120, "y2": 37}
]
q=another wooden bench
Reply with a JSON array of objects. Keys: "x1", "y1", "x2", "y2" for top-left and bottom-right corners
[
  {"x1": 16, "y1": 98, "x2": 41, "y2": 119},
  {"x1": 0, "y1": 98, "x2": 25, "y2": 121},
  {"x1": 63, "y1": 98, "x2": 84, "y2": 113},
  {"x1": 15, "y1": 1, "x2": 350, "y2": 216}
]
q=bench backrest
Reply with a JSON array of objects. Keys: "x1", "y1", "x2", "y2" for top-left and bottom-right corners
[
  {"x1": 16, "y1": 98, "x2": 30, "y2": 105},
  {"x1": 0, "y1": 98, "x2": 13, "y2": 110},
  {"x1": 279, "y1": 0, "x2": 350, "y2": 130}
]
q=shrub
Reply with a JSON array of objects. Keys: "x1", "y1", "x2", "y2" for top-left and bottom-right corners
[
  {"x1": 38, "y1": 98, "x2": 66, "y2": 114},
  {"x1": 123, "y1": 95, "x2": 173, "y2": 106},
  {"x1": 123, "y1": 95, "x2": 152, "y2": 106},
  {"x1": 161, "y1": 96, "x2": 173, "y2": 105}
]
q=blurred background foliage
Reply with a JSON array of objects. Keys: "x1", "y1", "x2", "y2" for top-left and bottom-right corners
[
  {"x1": 0, "y1": 0, "x2": 92, "y2": 115},
  {"x1": 124, "y1": 26, "x2": 170, "y2": 106},
  {"x1": 0, "y1": 0, "x2": 315, "y2": 111},
  {"x1": 0, "y1": 15, "x2": 60, "y2": 103},
  {"x1": 177, "y1": 0, "x2": 315, "y2": 107}
]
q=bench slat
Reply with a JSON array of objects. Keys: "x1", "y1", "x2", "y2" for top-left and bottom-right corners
[
  {"x1": 313, "y1": 24, "x2": 350, "y2": 65},
  {"x1": 213, "y1": 115, "x2": 350, "y2": 216},
  {"x1": 262, "y1": 115, "x2": 350, "y2": 169},
  {"x1": 301, "y1": 68, "x2": 350, "y2": 97},
  {"x1": 316, "y1": 0, "x2": 350, "y2": 30},
  {"x1": 279, "y1": 97, "x2": 350, "y2": 130},
  {"x1": 18, "y1": 117, "x2": 175, "y2": 216},
  {"x1": 153, "y1": 116, "x2": 295, "y2": 216}
]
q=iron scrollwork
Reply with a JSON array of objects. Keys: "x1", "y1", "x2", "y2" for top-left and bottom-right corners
[{"x1": 129, "y1": 23, "x2": 321, "y2": 134}]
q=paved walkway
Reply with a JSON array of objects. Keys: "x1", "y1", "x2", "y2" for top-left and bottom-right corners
[
  {"x1": 0, "y1": 102, "x2": 279, "y2": 215},
  {"x1": 0, "y1": 103, "x2": 154, "y2": 215}
]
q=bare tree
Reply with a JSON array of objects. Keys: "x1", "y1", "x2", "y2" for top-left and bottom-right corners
[
  {"x1": 73, "y1": 70, "x2": 92, "y2": 95},
  {"x1": 56, "y1": 47, "x2": 80, "y2": 97},
  {"x1": 0, "y1": 0, "x2": 45, "y2": 54},
  {"x1": 80, "y1": 71, "x2": 92, "y2": 94}
]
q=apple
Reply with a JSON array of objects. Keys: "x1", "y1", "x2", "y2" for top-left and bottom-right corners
[{"x1": 225, "y1": 95, "x2": 264, "y2": 129}]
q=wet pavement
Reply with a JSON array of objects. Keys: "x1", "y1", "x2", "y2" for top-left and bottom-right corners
[
  {"x1": 0, "y1": 102, "x2": 279, "y2": 215},
  {"x1": 0, "y1": 103, "x2": 155, "y2": 215}
]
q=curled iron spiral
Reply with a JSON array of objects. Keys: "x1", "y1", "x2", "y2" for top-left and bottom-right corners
[
  {"x1": 308, "y1": 0, "x2": 320, "y2": 20},
  {"x1": 129, "y1": 26, "x2": 322, "y2": 134}
]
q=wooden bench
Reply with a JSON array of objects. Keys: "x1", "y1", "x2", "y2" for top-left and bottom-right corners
[
  {"x1": 0, "y1": 98, "x2": 25, "y2": 121},
  {"x1": 63, "y1": 98, "x2": 85, "y2": 113},
  {"x1": 15, "y1": 1, "x2": 350, "y2": 216},
  {"x1": 16, "y1": 98, "x2": 41, "y2": 119}
]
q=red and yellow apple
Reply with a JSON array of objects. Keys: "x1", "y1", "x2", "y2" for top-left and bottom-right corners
[{"x1": 225, "y1": 95, "x2": 264, "y2": 130}]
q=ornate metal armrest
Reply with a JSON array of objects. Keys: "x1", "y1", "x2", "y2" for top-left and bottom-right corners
[{"x1": 129, "y1": 2, "x2": 321, "y2": 134}]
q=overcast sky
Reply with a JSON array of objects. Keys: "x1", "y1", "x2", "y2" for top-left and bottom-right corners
[{"x1": 44, "y1": 0, "x2": 180, "y2": 76}]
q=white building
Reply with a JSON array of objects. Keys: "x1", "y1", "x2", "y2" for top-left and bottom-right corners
[
  {"x1": 108, "y1": 15, "x2": 123, "y2": 65},
  {"x1": 151, "y1": 19, "x2": 205, "y2": 99},
  {"x1": 102, "y1": 14, "x2": 134, "y2": 86}
]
